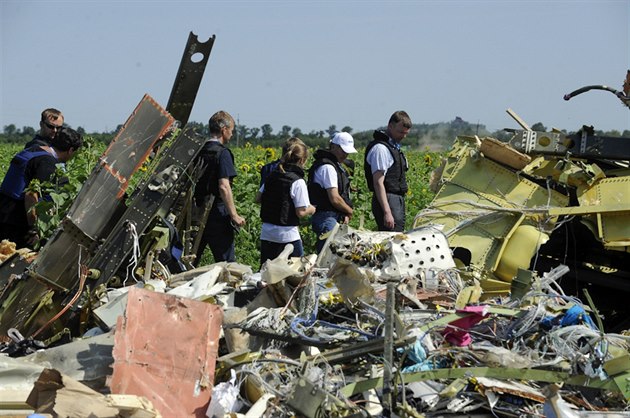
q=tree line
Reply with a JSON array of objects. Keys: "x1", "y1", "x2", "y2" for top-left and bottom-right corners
[{"x1": 3, "y1": 118, "x2": 629, "y2": 151}]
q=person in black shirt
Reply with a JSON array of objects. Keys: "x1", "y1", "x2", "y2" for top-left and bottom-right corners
[{"x1": 193, "y1": 110, "x2": 246, "y2": 264}]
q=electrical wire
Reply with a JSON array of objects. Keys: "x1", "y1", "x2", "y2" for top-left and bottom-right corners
[{"x1": 31, "y1": 247, "x2": 88, "y2": 339}]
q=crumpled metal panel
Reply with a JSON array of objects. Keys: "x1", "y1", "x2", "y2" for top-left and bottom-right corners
[
  {"x1": 87, "y1": 126, "x2": 206, "y2": 287},
  {"x1": 414, "y1": 137, "x2": 569, "y2": 280},
  {"x1": 320, "y1": 225, "x2": 455, "y2": 276},
  {"x1": 578, "y1": 177, "x2": 630, "y2": 246},
  {"x1": 31, "y1": 95, "x2": 174, "y2": 292},
  {"x1": 110, "y1": 286, "x2": 222, "y2": 418},
  {"x1": 69, "y1": 94, "x2": 175, "y2": 236}
]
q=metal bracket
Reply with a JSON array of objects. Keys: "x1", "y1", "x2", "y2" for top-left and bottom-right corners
[
  {"x1": 166, "y1": 32, "x2": 216, "y2": 125},
  {"x1": 521, "y1": 130, "x2": 537, "y2": 154}
]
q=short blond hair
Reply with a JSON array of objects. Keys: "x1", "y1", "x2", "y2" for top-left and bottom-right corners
[
  {"x1": 208, "y1": 110, "x2": 234, "y2": 135},
  {"x1": 280, "y1": 138, "x2": 308, "y2": 169}
]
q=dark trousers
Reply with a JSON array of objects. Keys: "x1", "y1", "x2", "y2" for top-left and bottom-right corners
[
  {"x1": 310, "y1": 210, "x2": 341, "y2": 253},
  {"x1": 195, "y1": 205, "x2": 235, "y2": 264},
  {"x1": 372, "y1": 193, "x2": 405, "y2": 232},
  {"x1": 0, "y1": 222, "x2": 29, "y2": 249},
  {"x1": 260, "y1": 239, "x2": 304, "y2": 268}
]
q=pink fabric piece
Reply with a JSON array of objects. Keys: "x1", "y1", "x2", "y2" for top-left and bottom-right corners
[{"x1": 442, "y1": 305, "x2": 489, "y2": 346}]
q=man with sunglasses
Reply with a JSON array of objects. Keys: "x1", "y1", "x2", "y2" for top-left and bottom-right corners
[
  {"x1": 0, "y1": 127, "x2": 82, "y2": 248},
  {"x1": 24, "y1": 108, "x2": 64, "y2": 149}
]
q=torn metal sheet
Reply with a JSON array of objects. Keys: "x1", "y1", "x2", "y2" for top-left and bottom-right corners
[
  {"x1": 0, "y1": 355, "x2": 45, "y2": 413},
  {"x1": 474, "y1": 376, "x2": 546, "y2": 403},
  {"x1": 93, "y1": 288, "x2": 130, "y2": 330},
  {"x1": 26, "y1": 368, "x2": 161, "y2": 418},
  {"x1": 0, "y1": 95, "x2": 176, "y2": 340},
  {"x1": 167, "y1": 264, "x2": 227, "y2": 301},
  {"x1": 319, "y1": 224, "x2": 456, "y2": 284},
  {"x1": 260, "y1": 244, "x2": 317, "y2": 286},
  {"x1": 576, "y1": 177, "x2": 630, "y2": 246},
  {"x1": 24, "y1": 331, "x2": 114, "y2": 391},
  {"x1": 109, "y1": 286, "x2": 222, "y2": 418},
  {"x1": 328, "y1": 259, "x2": 376, "y2": 308},
  {"x1": 413, "y1": 136, "x2": 569, "y2": 286}
]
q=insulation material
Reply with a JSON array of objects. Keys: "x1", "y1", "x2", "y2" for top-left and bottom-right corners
[{"x1": 109, "y1": 286, "x2": 223, "y2": 418}]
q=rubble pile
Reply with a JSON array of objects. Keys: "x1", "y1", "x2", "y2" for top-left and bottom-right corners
[{"x1": 1, "y1": 225, "x2": 629, "y2": 417}]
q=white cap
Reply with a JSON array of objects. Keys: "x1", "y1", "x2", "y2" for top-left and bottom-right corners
[{"x1": 331, "y1": 132, "x2": 357, "y2": 154}]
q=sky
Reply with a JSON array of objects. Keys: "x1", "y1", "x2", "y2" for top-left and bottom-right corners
[{"x1": 1, "y1": 0, "x2": 629, "y2": 136}]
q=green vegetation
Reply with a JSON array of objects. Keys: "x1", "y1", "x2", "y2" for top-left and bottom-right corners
[
  {"x1": 0, "y1": 136, "x2": 441, "y2": 269},
  {"x1": 5, "y1": 117, "x2": 629, "y2": 151}
]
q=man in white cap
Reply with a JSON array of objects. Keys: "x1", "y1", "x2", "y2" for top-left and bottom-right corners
[{"x1": 307, "y1": 131, "x2": 357, "y2": 252}]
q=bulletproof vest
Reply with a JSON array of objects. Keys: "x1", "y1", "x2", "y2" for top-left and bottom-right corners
[
  {"x1": 307, "y1": 149, "x2": 352, "y2": 213},
  {"x1": 0, "y1": 149, "x2": 54, "y2": 200},
  {"x1": 364, "y1": 131, "x2": 408, "y2": 195},
  {"x1": 260, "y1": 164, "x2": 304, "y2": 226},
  {"x1": 260, "y1": 159, "x2": 280, "y2": 187},
  {"x1": 24, "y1": 135, "x2": 50, "y2": 150},
  {"x1": 193, "y1": 140, "x2": 232, "y2": 206}
]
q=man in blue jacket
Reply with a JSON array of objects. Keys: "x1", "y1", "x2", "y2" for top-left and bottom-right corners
[{"x1": 0, "y1": 127, "x2": 82, "y2": 248}]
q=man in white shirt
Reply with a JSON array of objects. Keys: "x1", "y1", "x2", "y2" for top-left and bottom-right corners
[{"x1": 364, "y1": 111, "x2": 412, "y2": 232}]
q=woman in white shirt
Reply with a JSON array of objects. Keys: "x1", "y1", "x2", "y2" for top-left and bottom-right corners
[{"x1": 256, "y1": 139, "x2": 316, "y2": 267}]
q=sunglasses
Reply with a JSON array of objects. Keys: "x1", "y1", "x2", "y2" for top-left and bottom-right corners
[{"x1": 44, "y1": 121, "x2": 62, "y2": 131}]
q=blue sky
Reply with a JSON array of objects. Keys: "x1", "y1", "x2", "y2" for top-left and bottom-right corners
[{"x1": 1, "y1": 0, "x2": 629, "y2": 135}]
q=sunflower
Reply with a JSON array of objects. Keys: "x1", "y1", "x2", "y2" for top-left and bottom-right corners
[{"x1": 265, "y1": 147, "x2": 276, "y2": 161}]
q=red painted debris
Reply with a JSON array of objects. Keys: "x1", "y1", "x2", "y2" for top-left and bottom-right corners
[{"x1": 109, "y1": 286, "x2": 223, "y2": 417}]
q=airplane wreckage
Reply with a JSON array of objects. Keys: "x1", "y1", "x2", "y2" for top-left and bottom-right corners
[{"x1": 0, "y1": 31, "x2": 629, "y2": 417}]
